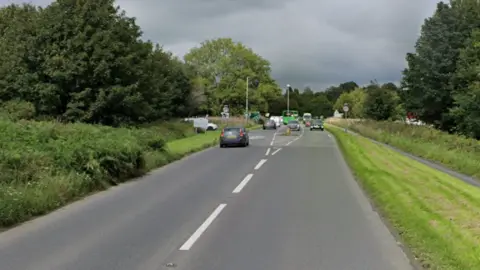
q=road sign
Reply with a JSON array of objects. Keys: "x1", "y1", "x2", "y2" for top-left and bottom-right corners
[{"x1": 343, "y1": 104, "x2": 349, "y2": 112}]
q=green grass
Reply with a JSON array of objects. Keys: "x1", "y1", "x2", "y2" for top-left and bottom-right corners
[
  {"x1": 0, "y1": 118, "x2": 218, "y2": 228},
  {"x1": 326, "y1": 118, "x2": 480, "y2": 180},
  {"x1": 144, "y1": 131, "x2": 220, "y2": 171},
  {"x1": 327, "y1": 124, "x2": 480, "y2": 270}
]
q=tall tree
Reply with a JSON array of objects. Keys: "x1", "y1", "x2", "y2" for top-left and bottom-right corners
[
  {"x1": 363, "y1": 87, "x2": 399, "y2": 121},
  {"x1": 449, "y1": 29, "x2": 480, "y2": 138},
  {"x1": 0, "y1": 4, "x2": 40, "y2": 102},
  {"x1": 402, "y1": 0, "x2": 480, "y2": 130},
  {"x1": 21, "y1": 0, "x2": 157, "y2": 125},
  {"x1": 184, "y1": 38, "x2": 281, "y2": 115}
]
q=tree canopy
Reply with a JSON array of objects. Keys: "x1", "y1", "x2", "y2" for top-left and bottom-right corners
[
  {"x1": 184, "y1": 38, "x2": 281, "y2": 116},
  {"x1": 1, "y1": 0, "x2": 480, "y2": 141},
  {"x1": 401, "y1": 0, "x2": 480, "y2": 136}
]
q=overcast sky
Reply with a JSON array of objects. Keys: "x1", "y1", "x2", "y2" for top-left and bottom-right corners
[{"x1": 4, "y1": 0, "x2": 440, "y2": 90}]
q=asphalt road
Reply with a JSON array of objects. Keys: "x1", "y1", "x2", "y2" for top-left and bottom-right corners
[{"x1": 0, "y1": 126, "x2": 413, "y2": 270}]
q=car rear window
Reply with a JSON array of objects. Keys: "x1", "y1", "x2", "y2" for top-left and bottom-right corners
[
  {"x1": 224, "y1": 127, "x2": 241, "y2": 132},
  {"x1": 289, "y1": 120, "x2": 298, "y2": 124}
]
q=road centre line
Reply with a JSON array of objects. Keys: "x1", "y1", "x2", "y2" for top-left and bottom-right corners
[
  {"x1": 271, "y1": 148, "x2": 282, "y2": 155},
  {"x1": 232, "y1": 174, "x2": 254, "y2": 193},
  {"x1": 254, "y1": 159, "x2": 267, "y2": 170},
  {"x1": 179, "y1": 204, "x2": 227, "y2": 250},
  {"x1": 265, "y1": 148, "x2": 271, "y2": 155}
]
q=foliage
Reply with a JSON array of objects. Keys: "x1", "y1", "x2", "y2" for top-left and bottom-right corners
[
  {"x1": 0, "y1": 118, "x2": 201, "y2": 227},
  {"x1": 334, "y1": 87, "x2": 366, "y2": 118},
  {"x1": 184, "y1": 38, "x2": 282, "y2": 116},
  {"x1": 327, "y1": 119, "x2": 480, "y2": 179},
  {"x1": 401, "y1": 0, "x2": 480, "y2": 131},
  {"x1": 363, "y1": 85, "x2": 400, "y2": 121},
  {"x1": 0, "y1": 1, "x2": 200, "y2": 125},
  {"x1": 449, "y1": 29, "x2": 480, "y2": 139}
]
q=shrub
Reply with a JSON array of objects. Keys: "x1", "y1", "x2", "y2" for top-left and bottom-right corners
[
  {"x1": 0, "y1": 100, "x2": 36, "y2": 120},
  {"x1": 0, "y1": 118, "x2": 196, "y2": 227}
]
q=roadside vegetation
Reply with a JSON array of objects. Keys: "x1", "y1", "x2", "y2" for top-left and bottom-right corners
[
  {"x1": 326, "y1": 118, "x2": 480, "y2": 180},
  {"x1": 0, "y1": 0, "x2": 282, "y2": 228},
  {"x1": 327, "y1": 126, "x2": 480, "y2": 270},
  {"x1": 0, "y1": 118, "x2": 218, "y2": 227}
]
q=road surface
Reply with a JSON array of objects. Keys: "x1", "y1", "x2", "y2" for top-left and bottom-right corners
[{"x1": 0, "y1": 127, "x2": 413, "y2": 270}]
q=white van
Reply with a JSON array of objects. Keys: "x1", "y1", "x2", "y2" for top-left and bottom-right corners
[{"x1": 270, "y1": 116, "x2": 282, "y2": 127}]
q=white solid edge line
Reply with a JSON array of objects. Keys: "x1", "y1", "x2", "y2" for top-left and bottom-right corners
[
  {"x1": 232, "y1": 174, "x2": 254, "y2": 193},
  {"x1": 265, "y1": 148, "x2": 271, "y2": 155},
  {"x1": 271, "y1": 148, "x2": 282, "y2": 155},
  {"x1": 179, "y1": 204, "x2": 227, "y2": 251},
  {"x1": 254, "y1": 159, "x2": 267, "y2": 170}
]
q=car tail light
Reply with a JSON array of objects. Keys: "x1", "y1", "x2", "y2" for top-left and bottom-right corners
[
  {"x1": 239, "y1": 130, "x2": 244, "y2": 136},
  {"x1": 221, "y1": 129, "x2": 224, "y2": 137}
]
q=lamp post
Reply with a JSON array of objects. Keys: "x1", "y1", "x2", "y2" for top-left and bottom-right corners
[
  {"x1": 286, "y1": 84, "x2": 291, "y2": 113},
  {"x1": 246, "y1": 77, "x2": 249, "y2": 124}
]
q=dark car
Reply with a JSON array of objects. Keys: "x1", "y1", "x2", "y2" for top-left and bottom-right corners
[
  {"x1": 310, "y1": 120, "x2": 324, "y2": 131},
  {"x1": 287, "y1": 120, "x2": 301, "y2": 131},
  {"x1": 220, "y1": 127, "x2": 250, "y2": 147},
  {"x1": 263, "y1": 119, "x2": 277, "y2": 130}
]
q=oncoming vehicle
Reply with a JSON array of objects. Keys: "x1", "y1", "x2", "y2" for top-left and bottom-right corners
[
  {"x1": 303, "y1": 113, "x2": 312, "y2": 123},
  {"x1": 287, "y1": 120, "x2": 301, "y2": 131},
  {"x1": 220, "y1": 126, "x2": 250, "y2": 147},
  {"x1": 282, "y1": 110, "x2": 299, "y2": 125},
  {"x1": 310, "y1": 119, "x2": 324, "y2": 131}
]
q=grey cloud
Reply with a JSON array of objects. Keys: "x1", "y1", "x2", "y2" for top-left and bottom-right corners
[{"x1": 2, "y1": 0, "x2": 441, "y2": 90}]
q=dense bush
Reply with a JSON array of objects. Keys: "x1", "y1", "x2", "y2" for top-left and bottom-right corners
[
  {"x1": 0, "y1": 118, "x2": 195, "y2": 226},
  {"x1": 327, "y1": 118, "x2": 480, "y2": 179}
]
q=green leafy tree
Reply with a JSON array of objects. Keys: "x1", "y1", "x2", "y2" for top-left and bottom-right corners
[
  {"x1": 0, "y1": 4, "x2": 40, "y2": 101},
  {"x1": 310, "y1": 92, "x2": 333, "y2": 117},
  {"x1": 363, "y1": 87, "x2": 399, "y2": 121},
  {"x1": 184, "y1": 38, "x2": 281, "y2": 115},
  {"x1": 449, "y1": 29, "x2": 480, "y2": 138},
  {"x1": 402, "y1": 0, "x2": 480, "y2": 130},
  {"x1": 333, "y1": 88, "x2": 365, "y2": 118},
  {"x1": 324, "y1": 81, "x2": 358, "y2": 103},
  {"x1": 21, "y1": 0, "x2": 157, "y2": 125}
]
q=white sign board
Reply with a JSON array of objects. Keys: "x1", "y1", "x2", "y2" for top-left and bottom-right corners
[
  {"x1": 223, "y1": 105, "x2": 229, "y2": 113},
  {"x1": 343, "y1": 105, "x2": 349, "y2": 112},
  {"x1": 185, "y1": 117, "x2": 208, "y2": 130}
]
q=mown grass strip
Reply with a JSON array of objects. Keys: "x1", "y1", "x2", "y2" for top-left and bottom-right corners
[
  {"x1": 326, "y1": 124, "x2": 480, "y2": 270},
  {"x1": 326, "y1": 118, "x2": 480, "y2": 180}
]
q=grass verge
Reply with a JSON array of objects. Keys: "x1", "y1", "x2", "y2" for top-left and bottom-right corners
[
  {"x1": 0, "y1": 119, "x2": 218, "y2": 228},
  {"x1": 144, "y1": 131, "x2": 220, "y2": 171},
  {"x1": 326, "y1": 124, "x2": 480, "y2": 269},
  {"x1": 326, "y1": 118, "x2": 480, "y2": 180}
]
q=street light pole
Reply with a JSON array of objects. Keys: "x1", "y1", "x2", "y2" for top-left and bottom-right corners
[
  {"x1": 286, "y1": 84, "x2": 290, "y2": 113},
  {"x1": 246, "y1": 77, "x2": 249, "y2": 124}
]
